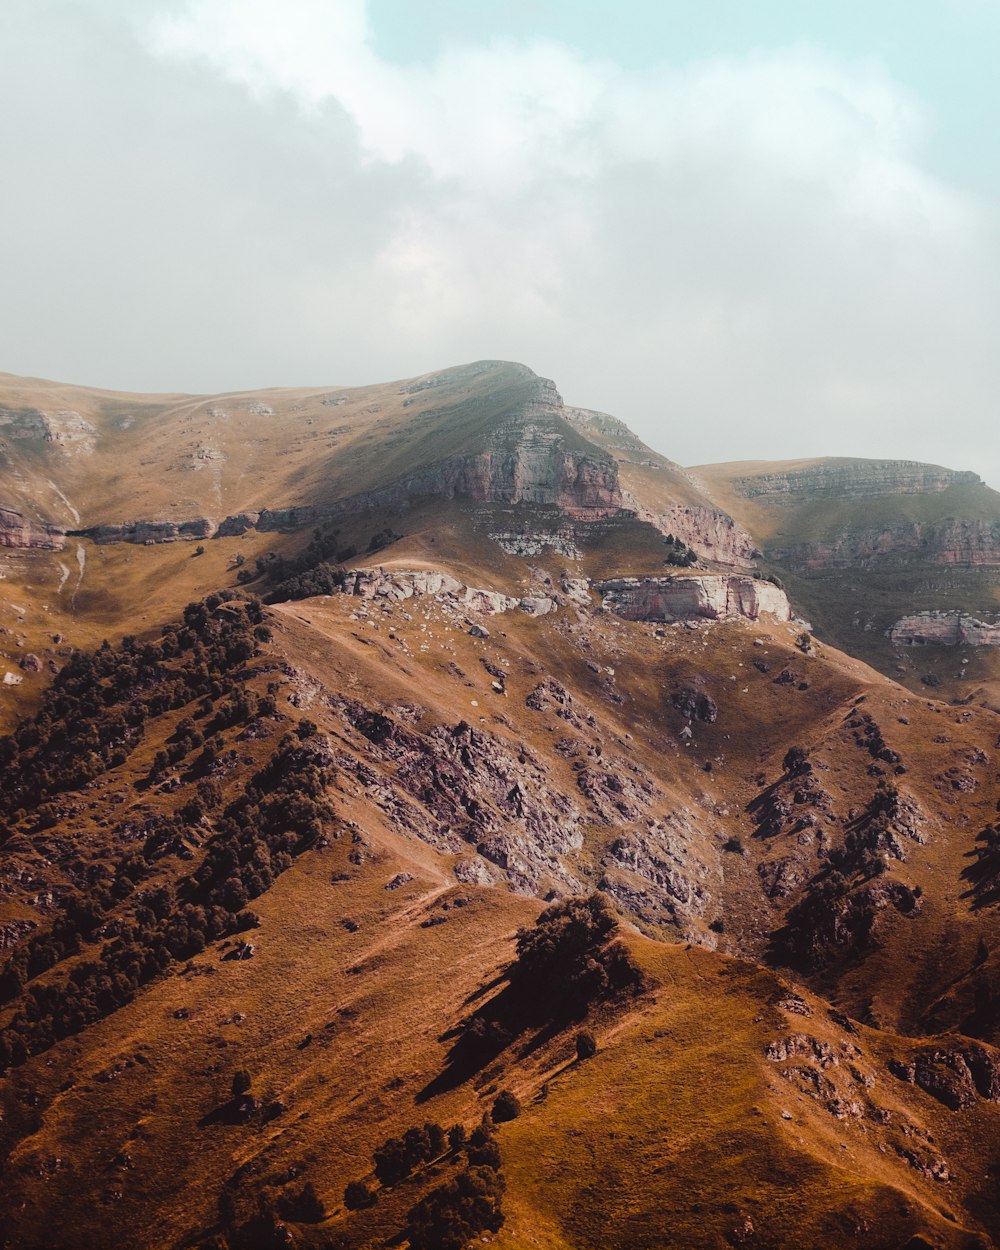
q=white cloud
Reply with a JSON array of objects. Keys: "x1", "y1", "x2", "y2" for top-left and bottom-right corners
[{"x1": 3, "y1": 0, "x2": 1000, "y2": 488}]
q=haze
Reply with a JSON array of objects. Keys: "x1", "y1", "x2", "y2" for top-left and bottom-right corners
[{"x1": 2, "y1": 0, "x2": 999, "y2": 487}]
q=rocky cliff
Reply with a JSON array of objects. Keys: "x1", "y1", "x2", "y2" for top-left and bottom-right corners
[
  {"x1": 598, "y1": 575, "x2": 791, "y2": 623},
  {"x1": 772, "y1": 518, "x2": 1000, "y2": 570},
  {"x1": 734, "y1": 461, "x2": 982, "y2": 500},
  {"x1": 74, "y1": 517, "x2": 215, "y2": 545},
  {"x1": 0, "y1": 507, "x2": 65, "y2": 550},
  {"x1": 889, "y1": 612, "x2": 1000, "y2": 647},
  {"x1": 565, "y1": 406, "x2": 758, "y2": 566},
  {"x1": 627, "y1": 500, "x2": 759, "y2": 568}
]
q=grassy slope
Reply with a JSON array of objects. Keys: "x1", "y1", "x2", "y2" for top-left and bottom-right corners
[{"x1": 3, "y1": 566, "x2": 1000, "y2": 1245}]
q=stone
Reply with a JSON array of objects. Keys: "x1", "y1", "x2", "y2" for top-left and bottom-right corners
[{"x1": 598, "y1": 575, "x2": 791, "y2": 624}]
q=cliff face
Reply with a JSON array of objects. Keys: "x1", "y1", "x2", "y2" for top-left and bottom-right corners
[
  {"x1": 735, "y1": 461, "x2": 982, "y2": 500},
  {"x1": 343, "y1": 424, "x2": 622, "y2": 518},
  {"x1": 889, "y1": 612, "x2": 1000, "y2": 647},
  {"x1": 598, "y1": 575, "x2": 791, "y2": 623},
  {"x1": 564, "y1": 406, "x2": 758, "y2": 567},
  {"x1": 0, "y1": 507, "x2": 65, "y2": 550},
  {"x1": 773, "y1": 519, "x2": 1000, "y2": 570},
  {"x1": 627, "y1": 500, "x2": 759, "y2": 568},
  {"x1": 77, "y1": 518, "x2": 215, "y2": 545}
]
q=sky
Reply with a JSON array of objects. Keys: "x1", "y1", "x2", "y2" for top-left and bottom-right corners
[{"x1": 1, "y1": 1, "x2": 999, "y2": 485}]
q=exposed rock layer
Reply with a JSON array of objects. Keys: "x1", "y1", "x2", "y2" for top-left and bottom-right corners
[
  {"x1": 735, "y1": 461, "x2": 981, "y2": 500},
  {"x1": 0, "y1": 507, "x2": 65, "y2": 551},
  {"x1": 889, "y1": 612, "x2": 1000, "y2": 647},
  {"x1": 598, "y1": 575, "x2": 791, "y2": 623},
  {"x1": 773, "y1": 519, "x2": 1000, "y2": 570}
]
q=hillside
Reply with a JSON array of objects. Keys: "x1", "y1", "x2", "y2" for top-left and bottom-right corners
[
  {"x1": 692, "y1": 458, "x2": 1000, "y2": 707},
  {"x1": 2, "y1": 364, "x2": 1000, "y2": 1249}
]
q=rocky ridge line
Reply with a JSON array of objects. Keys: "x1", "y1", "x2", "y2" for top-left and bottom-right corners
[
  {"x1": 598, "y1": 575, "x2": 791, "y2": 623},
  {"x1": 734, "y1": 461, "x2": 982, "y2": 500}
]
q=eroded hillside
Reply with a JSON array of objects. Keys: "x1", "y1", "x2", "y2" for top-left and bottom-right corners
[{"x1": 2, "y1": 363, "x2": 1000, "y2": 1249}]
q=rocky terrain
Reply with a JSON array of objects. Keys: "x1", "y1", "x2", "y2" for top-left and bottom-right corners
[
  {"x1": 2, "y1": 363, "x2": 1000, "y2": 1249},
  {"x1": 890, "y1": 612, "x2": 1000, "y2": 647},
  {"x1": 693, "y1": 456, "x2": 1000, "y2": 705}
]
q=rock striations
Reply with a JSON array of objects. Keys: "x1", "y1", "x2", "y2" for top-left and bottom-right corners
[
  {"x1": 598, "y1": 574, "x2": 791, "y2": 623},
  {"x1": 0, "y1": 506, "x2": 65, "y2": 550},
  {"x1": 733, "y1": 460, "x2": 982, "y2": 500},
  {"x1": 889, "y1": 612, "x2": 1000, "y2": 647}
]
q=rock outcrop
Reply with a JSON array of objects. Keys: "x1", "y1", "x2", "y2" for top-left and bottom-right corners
[
  {"x1": 598, "y1": 575, "x2": 791, "y2": 623},
  {"x1": 74, "y1": 518, "x2": 215, "y2": 545},
  {"x1": 0, "y1": 507, "x2": 65, "y2": 550},
  {"x1": 341, "y1": 566, "x2": 559, "y2": 617},
  {"x1": 772, "y1": 518, "x2": 1000, "y2": 570},
  {"x1": 0, "y1": 405, "x2": 97, "y2": 454},
  {"x1": 889, "y1": 612, "x2": 1000, "y2": 647},
  {"x1": 626, "y1": 499, "x2": 759, "y2": 569},
  {"x1": 734, "y1": 461, "x2": 982, "y2": 500}
]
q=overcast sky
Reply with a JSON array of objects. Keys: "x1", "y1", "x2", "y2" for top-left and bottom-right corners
[{"x1": 2, "y1": 1, "x2": 999, "y2": 486}]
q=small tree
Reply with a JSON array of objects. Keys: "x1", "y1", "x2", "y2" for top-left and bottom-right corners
[
  {"x1": 575, "y1": 1029, "x2": 597, "y2": 1060},
  {"x1": 447, "y1": 1124, "x2": 467, "y2": 1153},
  {"x1": 491, "y1": 1089, "x2": 521, "y2": 1122},
  {"x1": 298, "y1": 1181, "x2": 325, "y2": 1222},
  {"x1": 231, "y1": 1069, "x2": 252, "y2": 1100},
  {"x1": 344, "y1": 1179, "x2": 376, "y2": 1210},
  {"x1": 782, "y1": 745, "x2": 810, "y2": 776}
]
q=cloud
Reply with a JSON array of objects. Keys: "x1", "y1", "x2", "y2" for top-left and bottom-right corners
[{"x1": 3, "y1": 0, "x2": 1000, "y2": 487}]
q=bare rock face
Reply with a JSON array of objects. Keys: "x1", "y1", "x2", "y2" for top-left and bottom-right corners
[
  {"x1": 335, "y1": 392, "x2": 622, "y2": 519},
  {"x1": 80, "y1": 518, "x2": 215, "y2": 545},
  {"x1": 889, "y1": 1045, "x2": 1000, "y2": 1111},
  {"x1": 598, "y1": 575, "x2": 791, "y2": 623},
  {"x1": 0, "y1": 405, "x2": 96, "y2": 454},
  {"x1": 0, "y1": 506, "x2": 65, "y2": 550},
  {"x1": 331, "y1": 700, "x2": 585, "y2": 894},
  {"x1": 348, "y1": 568, "x2": 465, "y2": 601},
  {"x1": 216, "y1": 512, "x2": 261, "y2": 537},
  {"x1": 734, "y1": 461, "x2": 981, "y2": 500},
  {"x1": 624, "y1": 498, "x2": 760, "y2": 569},
  {"x1": 340, "y1": 566, "x2": 559, "y2": 617},
  {"x1": 773, "y1": 518, "x2": 1000, "y2": 570},
  {"x1": 889, "y1": 612, "x2": 1000, "y2": 647}
]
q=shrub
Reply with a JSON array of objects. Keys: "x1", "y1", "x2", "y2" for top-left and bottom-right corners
[
  {"x1": 575, "y1": 1029, "x2": 597, "y2": 1060},
  {"x1": 510, "y1": 893, "x2": 644, "y2": 1008},
  {"x1": 491, "y1": 1089, "x2": 521, "y2": 1122},
  {"x1": 231, "y1": 1069, "x2": 252, "y2": 1099},
  {"x1": 373, "y1": 1137, "x2": 412, "y2": 1185},
  {"x1": 466, "y1": 1127, "x2": 502, "y2": 1170},
  {"x1": 281, "y1": 1180, "x2": 325, "y2": 1223},
  {"x1": 344, "y1": 1179, "x2": 376, "y2": 1210}
]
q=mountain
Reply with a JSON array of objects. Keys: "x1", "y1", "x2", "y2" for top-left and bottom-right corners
[
  {"x1": 691, "y1": 457, "x2": 1000, "y2": 708},
  {"x1": 2, "y1": 363, "x2": 1000, "y2": 1250}
]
